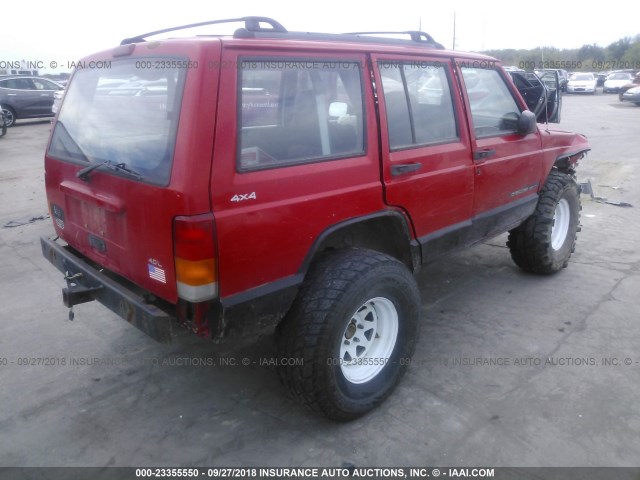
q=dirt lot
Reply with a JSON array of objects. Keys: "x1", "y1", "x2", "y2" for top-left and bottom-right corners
[{"x1": 1, "y1": 93, "x2": 640, "y2": 468}]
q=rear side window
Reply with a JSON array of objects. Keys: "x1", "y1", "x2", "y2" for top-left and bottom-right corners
[
  {"x1": 238, "y1": 59, "x2": 364, "y2": 171},
  {"x1": 32, "y1": 78, "x2": 61, "y2": 90},
  {"x1": 378, "y1": 61, "x2": 458, "y2": 150},
  {"x1": 48, "y1": 58, "x2": 186, "y2": 185}
]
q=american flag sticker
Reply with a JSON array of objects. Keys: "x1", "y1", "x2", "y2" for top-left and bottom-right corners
[{"x1": 148, "y1": 263, "x2": 166, "y2": 283}]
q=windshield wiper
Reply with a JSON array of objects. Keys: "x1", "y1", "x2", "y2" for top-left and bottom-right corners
[
  {"x1": 110, "y1": 163, "x2": 144, "y2": 179},
  {"x1": 56, "y1": 121, "x2": 146, "y2": 182},
  {"x1": 76, "y1": 161, "x2": 144, "y2": 182},
  {"x1": 77, "y1": 160, "x2": 111, "y2": 181}
]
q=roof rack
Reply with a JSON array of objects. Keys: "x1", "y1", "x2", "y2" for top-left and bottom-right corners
[
  {"x1": 346, "y1": 31, "x2": 443, "y2": 47},
  {"x1": 120, "y1": 16, "x2": 287, "y2": 45},
  {"x1": 120, "y1": 16, "x2": 444, "y2": 50}
]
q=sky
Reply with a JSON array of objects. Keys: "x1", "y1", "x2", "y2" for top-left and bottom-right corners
[{"x1": 1, "y1": 0, "x2": 638, "y2": 73}]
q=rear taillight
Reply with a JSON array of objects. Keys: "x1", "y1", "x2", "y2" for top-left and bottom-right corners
[{"x1": 173, "y1": 214, "x2": 218, "y2": 302}]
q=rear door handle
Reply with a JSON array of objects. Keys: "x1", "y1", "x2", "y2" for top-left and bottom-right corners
[
  {"x1": 473, "y1": 149, "x2": 496, "y2": 162},
  {"x1": 391, "y1": 162, "x2": 423, "y2": 176}
]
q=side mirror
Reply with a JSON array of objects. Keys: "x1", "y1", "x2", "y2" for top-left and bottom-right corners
[{"x1": 517, "y1": 110, "x2": 537, "y2": 135}]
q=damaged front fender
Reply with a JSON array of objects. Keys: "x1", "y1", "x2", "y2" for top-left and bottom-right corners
[{"x1": 539, "y1": 128, "x2": 590, "y2": 175}]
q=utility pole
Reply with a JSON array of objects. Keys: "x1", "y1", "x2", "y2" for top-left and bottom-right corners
[{"x1": 452, "y1": 11, "x2": 456, "y2": 50}]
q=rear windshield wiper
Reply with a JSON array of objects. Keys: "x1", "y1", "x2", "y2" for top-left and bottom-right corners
[
  {"x1": 76, "y1": 161, "x2": 144, "y2": 182},
  {"x1": 109, "y1": 162, "x2": 144, "y2": 179},
  {"x1": 77, "y1": 160, "x2": 110, "y2": 181}
]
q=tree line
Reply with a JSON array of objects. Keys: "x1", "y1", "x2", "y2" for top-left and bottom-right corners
[{"x1": 483, "y1": 35, "x2": 640, "y2": 72}]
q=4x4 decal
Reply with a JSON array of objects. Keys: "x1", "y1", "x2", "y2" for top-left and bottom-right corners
[{"x1": 230, "y1": 192, "x2": 257, "y2": 202}]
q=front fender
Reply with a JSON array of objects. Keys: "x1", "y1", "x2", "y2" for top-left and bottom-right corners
[{"x1": 539, "y1": 127, "x2": 590, "y2": 176}]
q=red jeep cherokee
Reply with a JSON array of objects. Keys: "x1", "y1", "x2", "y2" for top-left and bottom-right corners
[{"x1": 41, "y1": 17, "x2": 589, "y2": 420}]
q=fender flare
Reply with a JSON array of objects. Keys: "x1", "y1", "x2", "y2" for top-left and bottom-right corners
[{"x1": 554, "y1": 147, "x2": 590, "y2": 173}]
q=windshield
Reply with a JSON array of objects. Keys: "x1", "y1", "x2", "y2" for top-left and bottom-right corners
[
  {"x1": 48, "y1": 58, "x2": 186, "y2": 185},
  {"x1": 570, "y1": 74, "x2": 593, "y2": 81},
  {"x1": 609, "y1": 73, "x2": 631, "y2": 80}
]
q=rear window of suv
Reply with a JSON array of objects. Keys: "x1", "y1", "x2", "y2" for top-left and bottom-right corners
[{"x1": 48, "y1": 58, "x2": 186, "y2": 185}]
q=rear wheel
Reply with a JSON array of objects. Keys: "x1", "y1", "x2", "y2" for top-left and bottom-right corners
[
  {"x1": 507, "y1": 170, "x2": 581, "y2": 274},
  {"x1": 276, "y1": 249, "x2": 420, "y2": 421}
]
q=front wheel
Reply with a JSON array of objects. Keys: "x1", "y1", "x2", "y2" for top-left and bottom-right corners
[
  {"x1": 507, "y1": 170, "x2": 581, "y2": 274},
  {"x1": 276, "y1": 249, "x2": 420, "y2": 421}
]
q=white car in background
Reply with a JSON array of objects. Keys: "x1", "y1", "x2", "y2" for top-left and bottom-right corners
[
  {"x1": 566, "y1": 72, "x2": 597, "y2": 94},
  {"x1": 603, "y1": 72, "x2": 634, "y2": 93}
]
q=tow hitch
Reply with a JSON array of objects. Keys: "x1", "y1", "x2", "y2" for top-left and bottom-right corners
[
  {"x1": 41, "y1": 237, "x2": 174, "y2": 342},
  {"x1": 63, "y1": 271, "x2": 102, "y2": 320}
]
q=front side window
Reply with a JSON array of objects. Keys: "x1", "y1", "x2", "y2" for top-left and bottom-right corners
[
  {"x1": 48, "y1": 58, "x2": 186, "y2": 184},
  {"x1": 378, "y1": 61, "x2": 458, "y2": 150},
  {"x1": 461, "y1": 67, "x2": 522, "y2": 138},
  {"x1": 238, "y1": 59, "x2": 364, "y2": 171}
]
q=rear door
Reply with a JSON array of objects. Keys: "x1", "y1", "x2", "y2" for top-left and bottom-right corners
[
  {"x1": 210, "y1": 47, "x2": 384, "y2": 299},
  {"x1": 29, "y1": 78, "x2": 62, "y2": 115},
  {"x1": 457, "y1": 63, "x2": 543, "y2": 232},
  {"x1": 372, "y1": 55, "x2": 474, "y2": 261}
]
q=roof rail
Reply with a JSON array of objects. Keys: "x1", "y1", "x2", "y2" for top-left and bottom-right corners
[
  {"x1": 346, "y1": 30, "x2": 443, "y2": 48},
  {"x1": 120, "y1": 17, "x2": 445, "y2": 50},
  {"x1": 233, "y1": 30, "x2": 445, "y2": 49},
  {"x1": 120, "y1": 16, "x2": 287, "y2": 45}
]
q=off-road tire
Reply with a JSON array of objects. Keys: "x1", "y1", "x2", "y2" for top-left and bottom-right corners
[
  {"x1": 276, "y1": 249, "x2": 420, "y2": 421},
  {"x1": 507, "y1": 169, "x2": 581, "y2": 274}
]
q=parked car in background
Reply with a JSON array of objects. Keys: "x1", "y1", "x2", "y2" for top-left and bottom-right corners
[
  {"x1": 596, "y1": 71, "x2": 609, "y2": 87},
  {"x1": 0, "y1": 106, "x2": 7, "y2": 137},
  {"x1": 603, "y1": 72, "x2": 634, "y2": 93},
  {"x1": 566, "y1": 72, "x2": 597, "y2": 94},
  {"x1": 0, "y1": 76, "x2": 64, "y2": 127},
  {"x1": 537, "y1": 68, "x2": 568, "y2": 91},
  {"x1": 51, "y1": 90, "x2": 64, "y2": 115},
  {"x1": 618, "y1": 72, "x2": 640, "y2": 100},
  {"x1": 620, "y1": 86, "x2": 640, "y2": 105}
]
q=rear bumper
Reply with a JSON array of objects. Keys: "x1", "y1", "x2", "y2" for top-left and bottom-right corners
[{"x1": 40, "y1": 236, "x2": 174, "y2": 343}]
